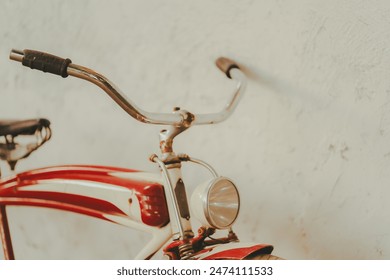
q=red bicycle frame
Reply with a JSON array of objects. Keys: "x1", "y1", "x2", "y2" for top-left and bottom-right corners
[{"x1": 0, "y1": 49, "x2": 275, "y2": 260}]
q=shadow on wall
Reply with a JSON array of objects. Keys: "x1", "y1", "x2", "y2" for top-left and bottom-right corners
[{"x1": 239, "y1": 63, "x2": 327, "y2": 109}]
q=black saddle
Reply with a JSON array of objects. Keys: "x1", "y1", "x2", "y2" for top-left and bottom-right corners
[
  {"x1": 0, "y1": 118, "x2": 51, "y2": 171},
  {"x1": 0, "y1": 118, "x2": 50, "y2": 137}
]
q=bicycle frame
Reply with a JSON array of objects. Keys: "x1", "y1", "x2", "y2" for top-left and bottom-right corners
[
  {"x1": 0, "y1": 165, "x2": 272, "y2": 260},
  {"x1": 0, "y1": 165, "x2": 171, "y2": 259},
  {"x1": 0, "y1": 49, "x2": 275, "y2": 260}
]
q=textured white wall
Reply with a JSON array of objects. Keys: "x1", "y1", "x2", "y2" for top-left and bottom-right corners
[{"x1": 1, "y1": 0, "x2": 390, "y2": 259}]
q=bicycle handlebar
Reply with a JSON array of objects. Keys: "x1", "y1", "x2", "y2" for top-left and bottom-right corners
[
  {"x1": 10, "y1": 49, "x2": 72, "y2": 78},
  {"x1": 10, "y1": 49, "x2": 247, "y2": 126}
]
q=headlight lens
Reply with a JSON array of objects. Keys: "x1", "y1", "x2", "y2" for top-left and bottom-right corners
[{"x1": 191, "y1": 177, "x2": 240, "y2": 229}]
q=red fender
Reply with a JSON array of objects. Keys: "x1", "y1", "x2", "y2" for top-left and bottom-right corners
[{"x1": 197, "y1": 243, "x2": 274, "y2": 260}]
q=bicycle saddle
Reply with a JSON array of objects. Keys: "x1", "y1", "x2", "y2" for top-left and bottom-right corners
[
  {"x1": 0, "y1": 118, "x2": 50, "y2": 137},
  {"x1": 0, "y1": 118, "x2": 51, "y2": 171}
]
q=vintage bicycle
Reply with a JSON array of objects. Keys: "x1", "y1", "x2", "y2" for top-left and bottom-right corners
[{"x1": 0, "y1": 49, "x2": 281, "y2": 260}]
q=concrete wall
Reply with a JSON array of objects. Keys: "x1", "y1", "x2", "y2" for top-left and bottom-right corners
[{"x1": 1, "y1": 0, "x2": 390, "y2": 259}]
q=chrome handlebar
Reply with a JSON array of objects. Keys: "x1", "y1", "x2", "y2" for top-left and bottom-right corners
[{"x1": 10, "y1": 49, "x2": 247, "y2": 127}]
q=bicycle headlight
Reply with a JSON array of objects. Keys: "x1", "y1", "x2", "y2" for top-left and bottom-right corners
[{"x1": 190, "y1": 177, "x2": 240, "y2": 229}]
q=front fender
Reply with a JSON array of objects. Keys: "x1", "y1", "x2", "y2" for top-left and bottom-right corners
[{"x1": 196, "y1": 242, "x2": 273, "y2": 260}]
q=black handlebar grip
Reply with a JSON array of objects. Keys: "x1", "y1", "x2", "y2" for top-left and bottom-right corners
[
  {"x1": 216, "y1": 57, "x2": 240, "y2": 79},
  {"x1": 21, "y1": 50, "x2": 72, "y2": 78}
]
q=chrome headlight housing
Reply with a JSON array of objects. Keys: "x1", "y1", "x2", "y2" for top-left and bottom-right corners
[{"x1": 190, "y1": 177, "x2": 240, "y2": 229}]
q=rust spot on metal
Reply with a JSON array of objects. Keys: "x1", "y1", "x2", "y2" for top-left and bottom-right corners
[{"x1": 160, "y1": 140, "x2": 173, "y2": 153}]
